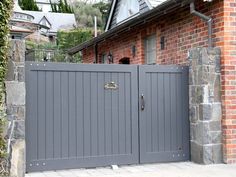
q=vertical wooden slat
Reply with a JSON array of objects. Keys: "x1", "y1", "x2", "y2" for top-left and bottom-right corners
[
  {"x1": 53, "y1": 72, "x2": 61, "y2": 158},
  {"x1": 151, "y1": 73, "x2": 158, "y2": 152},
  {"x1": 91, "y1": 72, "x2": 98, "y2": 156},
  {"x1": 125, "y1": 73, "x2": 131, "y2": 154},
  {"x1": 170, "y1": 73, "x2": 177, "y2": 151},
  {"x1": 104, "y1": 73, "x2": 112, "y2": 155},
  {"x1": 182, "y1": 68, "x2": 190, "y2": 154},
  {"x1": 164, "y1": 73, "x2": 171, "y2": 151},
  {"x1": 157, "y1": 73, "x2": 165, "y2": 152},
  {"x1": 139, "y1": 67, "x2": 146, "y2": 161},
  {"x1": 37, "y1": 71, "x2": 46, "y2": 159},
  {"x1": 76, "y1": 72, "x2": 84, "y2": 157},
  {"x1": 111, "y1": 72, "x2": 119, "y2": 155},
  {"x1": 97, "y1": 72, "x2": 105, "y2": 156},
  {"x1": 27, "y1": 71, "x2": 38, "y2": 161},
  {"x1": 45, "y1": 71, "x2": 54, "y2": 159},
  {"x1": 176, "y1": 73, "x2": 182, "y2": 151},
  {"x1": 118, "y1": 73, "x2": 126, "y2": 154},
  {"x1": 145, "y1": 73, "x2": 152, "y2": 153},
  {"x1": 83, "y1": 72, "x2": 91, "y2": 157},
  {"x1": 130, "y1": 66, "x2": 139, "y2": 162},
  {"x1": 68, "y1": 72, "x2": 76, "y2": 157},
  {"x1": 61, "y1": 72, "x2": 69, "y2": 158}
]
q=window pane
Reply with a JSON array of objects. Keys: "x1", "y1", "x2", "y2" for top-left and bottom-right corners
[
  {"x1": 117, "y1": 0, "x2": 139, "y2": 23},
  {"x1": 145, "y1": 35, "x2": 156, "y2": 64}
]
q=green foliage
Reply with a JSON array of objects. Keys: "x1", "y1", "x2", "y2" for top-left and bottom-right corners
[
  {"x1": 26, "y1": 40, "x2": 58, "y2": 50},
  {"x1": 26, "y1": 28, "x2": 93, "y2": 51},
  {"x1": 72, "y1": 1, "x2": 110, "y2": 30},
  {"x1": 50, "y1": 0, "x2": 73, "y2": 13},
  {"x1": 73, "y1": 1, "x2": 103, "y2": 28},
  {"x1": 25, "y1": 29, "x2": 92, "y2": 63},
  {"x1": 92, "y1": 1, "x2": 110, "y2": 27},
  {"x1": 19, "y1": 0, "x2": 39, "y2": 11},
  {"x1": 57, "y1": 29, "x2": 93, "y2": 50},
  {"x1": 0, "y1": 0, "x2": 13, "y2": 174},
  {"x1": 56, "y1": 29, "x2": 92, "y2": 62}
]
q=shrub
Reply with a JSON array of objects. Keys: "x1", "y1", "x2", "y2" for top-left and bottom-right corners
[
  {"x1": 57, "y1": 28, "x2": 93, "y2": 50},
  {"x1": 0, "y1": 0, "x2": 13, "y2": 175}
]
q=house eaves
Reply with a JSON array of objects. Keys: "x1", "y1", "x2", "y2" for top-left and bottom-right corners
[
  {"x1": 68, "y1": 0, "x2": 189, "y2": 55},
  {"x1": 10, "y1": 26, "x2": 33, "y2": 34}
]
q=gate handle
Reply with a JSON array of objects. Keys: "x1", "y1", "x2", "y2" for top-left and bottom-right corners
[{"x1": 141, "y1": 94, "x2": 145, "y2": 111}]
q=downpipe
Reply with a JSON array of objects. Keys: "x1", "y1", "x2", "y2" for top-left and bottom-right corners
[{"x1": 190, "y1": 2, "x2": 213, "y2": 48}]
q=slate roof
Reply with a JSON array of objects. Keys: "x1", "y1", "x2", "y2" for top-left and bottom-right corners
[{"x1": 24, "y1": 11, "x2": 76, "y2": 34}]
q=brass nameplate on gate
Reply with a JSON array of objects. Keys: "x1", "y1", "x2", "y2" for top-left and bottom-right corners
[{"x1": 104, "y1": 82, "x2": 118, "y2": 90}]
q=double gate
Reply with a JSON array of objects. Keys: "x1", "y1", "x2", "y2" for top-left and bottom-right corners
[{"x1": 26, "y1": 62, "x2": 189, "y2": 172}]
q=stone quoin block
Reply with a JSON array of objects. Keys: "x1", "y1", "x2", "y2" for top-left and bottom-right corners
[{"x1": 5, "y1": 82, "x2": 25, "y2": 106}]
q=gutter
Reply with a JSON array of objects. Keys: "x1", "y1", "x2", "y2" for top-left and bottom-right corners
[{"x1": 190, "y1": 1, "x2": 213, "y2": 48}]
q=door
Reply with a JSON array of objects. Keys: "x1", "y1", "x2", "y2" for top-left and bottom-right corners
[{"x1": 139, "y1": 65, "x2": 190, "y2": 163}]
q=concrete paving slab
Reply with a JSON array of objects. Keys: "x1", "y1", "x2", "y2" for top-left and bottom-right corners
[{"x1": 26, "y1": 162, "x2": 236, "y2": 177}]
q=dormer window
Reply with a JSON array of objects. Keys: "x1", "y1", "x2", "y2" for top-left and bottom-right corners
[
  {"x1": 39, "y1": 16, "x2": 51, "y2": 29},
  {"x1": 117, "y1": 0, "x2": 139, "y2": 23}
]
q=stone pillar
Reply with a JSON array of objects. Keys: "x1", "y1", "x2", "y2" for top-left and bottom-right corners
[
  {"x1": 189, "y1": 47, "x2": 222, "y2": 164},
  {"x1": 5, "y1": 39, "x2": 25, "y2": 177}
]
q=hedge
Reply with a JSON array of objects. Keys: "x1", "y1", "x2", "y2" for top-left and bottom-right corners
[
  {"x1": 0, "y1": 0, "x2": 13, "y2": 174},
  {"x1": 57, "y1": 28, "x2": 93, "y2": 50}
]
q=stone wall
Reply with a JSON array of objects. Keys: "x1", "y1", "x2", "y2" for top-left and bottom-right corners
[
  {"x1": 189, "y1": 47, "x2": 222, "y2": 164},
  {"x1": 5, "y1": 39, "x2": 26, "y2": 177}
]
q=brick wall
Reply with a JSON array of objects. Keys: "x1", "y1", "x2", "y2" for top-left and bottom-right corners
[
  {"x1": 82, "y1": 0, "x2": 236, "y2": 163},
  {"x1": 221, "y1": 0, "x2": 236, "y2": 164},
  {"x1": 82, "y1": 0, "x2": 223, "y2": 65}
]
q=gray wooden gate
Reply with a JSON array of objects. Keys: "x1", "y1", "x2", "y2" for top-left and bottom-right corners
[
  {"x1": 139, "y1": 65, "x2": 189, "y2": 163},
  {"x1": 26, "y1": 62, "x2": 189, "y2": 172},
  {"x1": 26, "y1": 63, "x2": 139, "y2": 172}
]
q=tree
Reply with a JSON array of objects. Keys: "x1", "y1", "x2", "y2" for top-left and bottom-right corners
[
  {"x1": 73, "y1": 1, "x2": 103, "y2": 28},
  {"x1": 72, "y1": 1, "x2": 110, "y2": 30},
  {"x1": 50, "y1": 0, "x2": 73, "y2": 13},
  {"x1": 92, "y1": 1, "x2": 110, "y2": 26},
  {"x1": 19, "y1": 0, "x2": 39, "y2": 11}
]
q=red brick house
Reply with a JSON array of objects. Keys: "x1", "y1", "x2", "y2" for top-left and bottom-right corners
[{"x1": 69, "y1": 0, "x2": 236, "y2": 164}]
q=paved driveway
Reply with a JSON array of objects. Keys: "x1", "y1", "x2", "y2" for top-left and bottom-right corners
[{"x1": 26, "y1": 162, "x2": 236, "y2": 177}]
